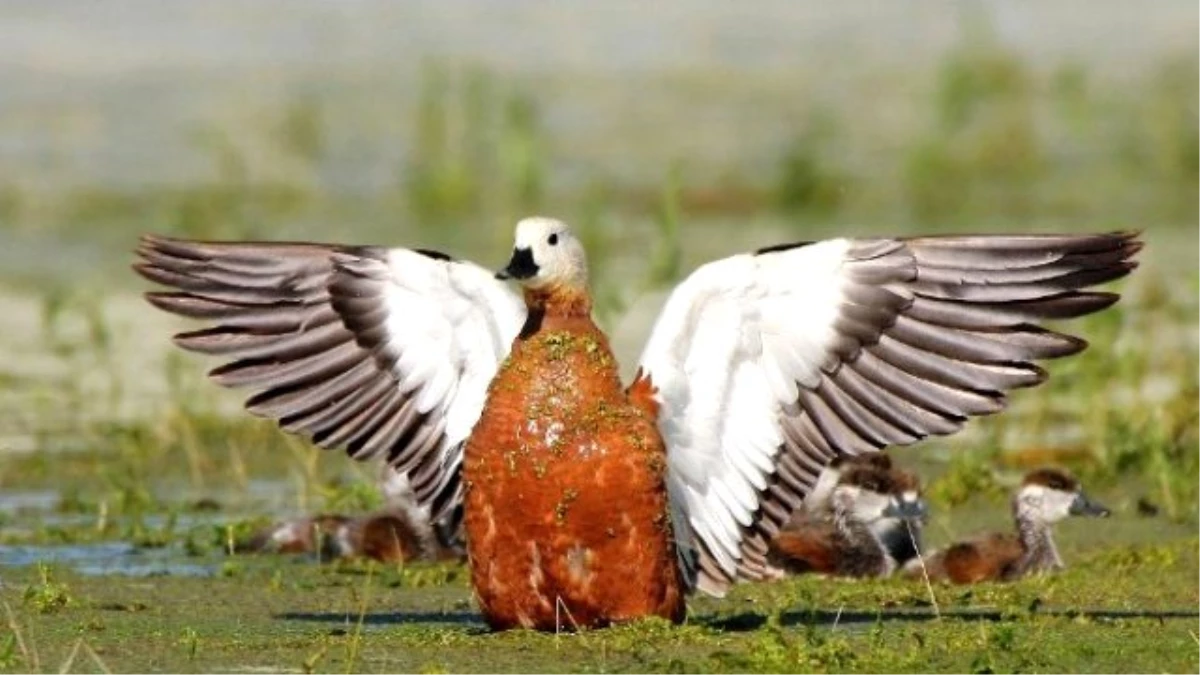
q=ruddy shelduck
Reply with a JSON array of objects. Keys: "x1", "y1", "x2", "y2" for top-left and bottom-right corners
[{"x1": 134, "y1": 219, "x2": 1139, "y2": 630}]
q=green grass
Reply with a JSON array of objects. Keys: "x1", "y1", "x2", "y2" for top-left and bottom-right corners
[{"x1": 0, "y1": 538, "x2": 1195, "y2": 673}]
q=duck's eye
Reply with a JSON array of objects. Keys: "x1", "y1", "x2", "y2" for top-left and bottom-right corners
[{"x1": 548, "y1": 233, "x2": 559, "y2": 246}]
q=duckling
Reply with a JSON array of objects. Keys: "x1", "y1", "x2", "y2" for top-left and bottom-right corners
[
  {"x1": 347, "y1": 509, "x2": 465, "y2": 563},
  {"x1": 905, "y1": 467, "x2": 1109, "y2": 584},
  {"x1": 767, "y1": 463, "x2": 925, "y2": 578},
  {"x1": 794, "y1": 454, "x2": 927, "y2": 569},
  {"x1": 875, "y1": 467, "x2": 926, "y2": 567},
  {"x1": 239, "y1": 513, "x2": 352, "y2": 559},
  {"x1": 800, "y1": 454, "x2": 895, "y2": 516},
  {"x1": 240, "y1": 507, "x2": 465, "y2": 564},
  {"x1": 240, "y1": 465, "x2": 465, "y2": 563}
]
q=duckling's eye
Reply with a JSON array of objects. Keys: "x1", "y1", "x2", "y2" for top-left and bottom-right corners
[
  {"x1": 863, "y1": 480, "x2": 879, "y2": 492},
  {"x1": 548, "y1": 233, "x2": 559, "y2": 246}
]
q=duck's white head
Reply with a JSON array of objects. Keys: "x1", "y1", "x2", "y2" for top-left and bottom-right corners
[
  {"x1": 496, "y1": 217, "x2": 588, "y2": 291},
  {"x1": 1015, "y1": 467, "x2": 1110, "y2": 525}
]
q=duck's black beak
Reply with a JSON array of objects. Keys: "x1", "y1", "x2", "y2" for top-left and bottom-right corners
[
  {"x1": 883, "y1": 496, "x2": 927, "y2": 520},
  {"x1": 495, "y1": 247, "x2": 538, "y2": 280},
  {"x1": 1070, "y1": 492, "x2": 1110, "y2": 517}
]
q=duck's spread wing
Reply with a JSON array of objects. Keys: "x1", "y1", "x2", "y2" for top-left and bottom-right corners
[
  {"x1": 134, "y1": 235, "x2": 524, "y2": 523},
  {"x1": 637, "y1": 232, "x2": 1141, "y2": 595}
]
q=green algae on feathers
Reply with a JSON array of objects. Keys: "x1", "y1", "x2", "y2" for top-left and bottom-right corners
[{"x1": 554, "y1": 488, "x2": 580, "y2": 525}]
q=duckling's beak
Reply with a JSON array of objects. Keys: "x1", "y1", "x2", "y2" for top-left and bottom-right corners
[
  {"x1": 883, "y1": 496, "x2": 927, "y2": 520},
  {"x1": 496, "y1": 247, "x2": 538, "y2": 280},
  {"x1": 1069, "y1": 492, "x2": 1111, "y2": 517}
]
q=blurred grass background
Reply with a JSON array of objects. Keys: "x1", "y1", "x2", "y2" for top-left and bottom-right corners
[{"x1": 0, "y1": 2, "x2": 1196, "y2": 533}]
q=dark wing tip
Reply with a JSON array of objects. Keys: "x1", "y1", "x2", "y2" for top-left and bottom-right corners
[
  {"x1": 755, "y1": 241, "x2": 815, "y2": 256},
  {"x1": 414, "y1": 248, "x2": 455, "y2": 262},
  {"x1": 143, "y1": 290, "x2": 190, "y2": 314}
]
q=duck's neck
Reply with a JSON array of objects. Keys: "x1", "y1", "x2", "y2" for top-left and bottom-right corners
[
  {"x1": 1014, "y1": 510, "x2": 1062, "y2": 573},
  {"x1": 523, "y1": 283, "x2": 592, "y2": 318},
  {"x1": 520, "y1": 284, "x2": 593, "y2": 338},
  {"x1": 833, "y1": 504, "x2": 893, "y2": 577}
]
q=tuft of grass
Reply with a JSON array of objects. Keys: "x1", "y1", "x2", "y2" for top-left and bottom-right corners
[
  {"x1": 22, "y1": 564, "x2": 72, "y2": 614},
  {"x1": 179, "y1": 627, "x2": 199, "y2": 662},
  {"x1": 319, "y1": 478, "x2": 383, "y2": 514}
]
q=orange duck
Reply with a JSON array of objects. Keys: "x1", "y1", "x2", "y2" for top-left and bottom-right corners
[
  {"x1": 904, "y1": 467, "x2": 1109, "y2": 584},
  {"x1": 134, "y1": 218, "x2": 1139, "y2": 630}
]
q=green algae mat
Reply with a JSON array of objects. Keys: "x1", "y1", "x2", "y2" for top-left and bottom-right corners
[{"x1": 2, "y1": 536, "x2": 1196, "y2": 673}]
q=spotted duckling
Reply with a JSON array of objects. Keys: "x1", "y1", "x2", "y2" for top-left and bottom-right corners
[
  {"x1": 796, "y1": 454, "x2": 927, "y2": 569},
  {"x1": 240, "y1": 508, "x2": 464, "y2": 564},
  {"x1": 905, "y1": 467, "x2": 1109, "y2": 584},
  {"x1": 239, "y1": 513, "x2": 352, "y2": 559},
  {"x1": 240, "y1": 466, "x2": 465, "y2": 563},
  {"x1": 768, "y1": 462, "x2": 925, "y2": 578}
]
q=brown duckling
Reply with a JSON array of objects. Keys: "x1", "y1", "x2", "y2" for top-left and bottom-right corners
[
  {"x1": 241, "y1": 465, "x2": 465, "y2": 563},
  {"x1": 768, "y1": 462, "x2": 925, "y2": 579},
  {"x1": 905, "y1": 467, "x2": 1109, "y2": 584},
  {"x1": 875, "y1": 467, "x2": 926, "y2": 567},
  {"x1": 240, "y1": 507, "x2": 465, "y2": 564},
  {"x1": 239, "y1": 513, "x2": 351, "y2": 559},
  {"x1": 796, "y1": 454, "x2": 927, "y2": 569}
]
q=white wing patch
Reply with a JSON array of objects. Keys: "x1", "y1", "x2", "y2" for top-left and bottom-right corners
[
  {"x1": 380, "y1": 249, "x2": 525, "y2": 474},
  {"x1": 640, "y1": 239, "x2": 852, "y2": 585}
]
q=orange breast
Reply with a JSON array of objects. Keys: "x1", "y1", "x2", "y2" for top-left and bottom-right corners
[{"x1": 463, "y1": 319, "x2": 684, "y2": 631}]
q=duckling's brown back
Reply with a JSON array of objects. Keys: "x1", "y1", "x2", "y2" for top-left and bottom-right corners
[
  {"x1": 768, "y1": 526, "x2": 839, "y2": 575},
  {"x1": 941, "y1": 533, "x2": 1022, "y2": 584}
]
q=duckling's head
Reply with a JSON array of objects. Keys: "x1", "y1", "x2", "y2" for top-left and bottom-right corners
[
  {"x1": 830, "y1": 465, "x2": 896, "y2": 524},
  {"x1": 884, "y1": 467, "x2": 927, "y2": 522},
  {"x1": 806, "y1": 453, "x2": 895, "y2": 514},
  {"x1": 497, "y1": 217, "x2": 588, "y2": 291},
  {"x1": 1016, "y1": 467, "x2": 1110, "y2": 524}
]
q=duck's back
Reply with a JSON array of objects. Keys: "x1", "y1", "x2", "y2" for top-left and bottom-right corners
[
  {"x1": 937, "y1": 533, "x2": 1023, "y2": 584},
  {"x1": 768, "y1": 522, "x2": 839, "y2": 575},
  {"x1": 463, "y1": 317, "x2": 684, "y2": 631}
]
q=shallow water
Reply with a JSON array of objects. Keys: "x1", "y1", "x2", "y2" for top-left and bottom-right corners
[
  {"x1": 0, "y1": 489, "x2": 59, "y2": 514},
  {"x1": 0, "y1": 542, "x2": 214, "y2": 577}
]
